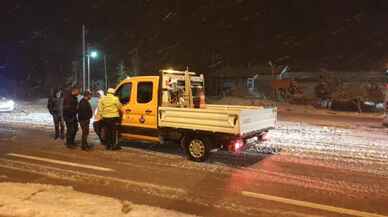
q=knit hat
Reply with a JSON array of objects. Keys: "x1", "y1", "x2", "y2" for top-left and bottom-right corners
[{"x1": 107, "y1": 88, "x2": 115, "y2": 94}]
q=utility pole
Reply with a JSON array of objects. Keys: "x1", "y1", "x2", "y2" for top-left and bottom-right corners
[
  {"x1": 104, "y1": 54, "x2": 108, "y2": 90},
  {"x1": 82, "y1": 25, "x2": 86, "y2": 92},
  {"x1": 134, "y1": 48, "x2": 139, "y2": 75},
  {"x1": 87, "y1": 54, "x2": 90, "y2": 90}
]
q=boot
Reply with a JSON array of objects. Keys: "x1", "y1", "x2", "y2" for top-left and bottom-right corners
[
  {"x1": 112, "y1": 146, "x2": 122, "y2": 151},
  {"x1": 60, "y1": 130, "x2": 65, "y2": 140},
  {"x1": 81, "y1": 144, "x2": 89, "y2": 151},
  {"x1": 54, "y1": 129, "x2": 59, "y2": 140},
  {"x1": 66, "y1": 141, "x2": 77, "y2": 149}
]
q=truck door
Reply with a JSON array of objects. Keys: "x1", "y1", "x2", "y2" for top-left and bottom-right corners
[
  {"x1": 131, "y1": 77, "x2": 159, "y2": 129},
  {"x1": 119, "y1": 77, "x2": 159, "y2": 142}
]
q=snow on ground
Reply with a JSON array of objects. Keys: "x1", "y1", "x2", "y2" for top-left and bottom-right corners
[
  {"x1": 0, "y1": 182, "x2": 198, "y2": 217},
  {"x1": 0, "y1": 112, "x2": 52, "y2": 127},
  {"x1": 0, "y1": 99, "x2": 52, "y2": 128},
  {"x1": 254, "y1": 122, "x2": 388, "y2": 176},
  {"x1": 0, "y1": 98, "x2": 99, "y2": 128},
  {"x1": 262, "y1": 121, "x2": 388, "y2": 162}
]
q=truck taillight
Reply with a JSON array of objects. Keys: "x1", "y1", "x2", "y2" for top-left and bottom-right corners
[
  {"x1": 234, "y1": 140, "x2": 243, "y2": 151},
  {"x1": 228, "y1": 139, "x2": 244, "y2": 152}
]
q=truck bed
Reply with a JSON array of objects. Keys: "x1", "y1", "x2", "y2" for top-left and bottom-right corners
[{"x1": 158, "y1": 105, "x2": 277, "y2": 136}]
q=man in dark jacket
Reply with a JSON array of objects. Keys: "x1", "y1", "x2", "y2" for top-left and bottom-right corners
[
  {"x1": 78, "y1": 90, "x2": 93, "y2": 150},
  {"x1": 47, "y1": 88, "x2": 64, "y2": 140},
  {"x1": 63, "y1": 86, "x2": 80, "y2": 148}
]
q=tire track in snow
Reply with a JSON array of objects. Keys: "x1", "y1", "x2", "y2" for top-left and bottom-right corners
[{"x1": 263, "y1": 122, "x2": 388, "y2": 163}]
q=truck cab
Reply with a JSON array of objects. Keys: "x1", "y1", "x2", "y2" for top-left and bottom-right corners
[{"x1": 115, "y1": 76, "x2": 160, "y2": 142}]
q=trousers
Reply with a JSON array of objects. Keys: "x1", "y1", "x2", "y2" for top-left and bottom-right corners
[
  {"x1": 64, "y1": 117, "x2": 78, "y2": 146},
  {"x1": 102, "y1": 117, "x2": 120, "y2": 149},
  {"x1": 79, "y1": 120, "x2": 90, "y2": 148},
  {"x1": 93, "y1": 120, "x2": 104, "y2": 143},
  {"x1": 52, "y1": 114, "x2": 64, "y2": 139}
]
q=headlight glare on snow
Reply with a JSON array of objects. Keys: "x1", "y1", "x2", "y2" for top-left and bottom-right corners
[{"x1": 1, "y1": 100, "x2": 15, "y2": 110}]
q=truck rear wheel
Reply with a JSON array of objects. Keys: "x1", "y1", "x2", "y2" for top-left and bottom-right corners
[{"x1": 183, "y1": 135, "x2": 210, "y2": 162}]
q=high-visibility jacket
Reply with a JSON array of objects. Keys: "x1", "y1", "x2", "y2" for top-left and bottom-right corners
[{"x1": 97, "y1": 93, "x2": 122, "y2": 118}]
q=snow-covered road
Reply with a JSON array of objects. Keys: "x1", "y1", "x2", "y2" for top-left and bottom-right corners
[
  {"x1": 1, "y1": 100, "x2": 388, "y2": 170},
  {"x1": 1, "y1": 110, "x2": 388, "y2": 217},
  {"x1": 265, "y1": 122, "x2": 388, "y2": 161}
]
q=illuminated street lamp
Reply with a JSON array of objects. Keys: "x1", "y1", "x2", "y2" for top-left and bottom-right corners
[
  {"x1": 87, "y1": 50, "x2": 98, "y2": 90},
  {"x1": 87, "y1": 50, "x2": 109, "y2": 91},
  {"x1": 90, "y1": 51, "x2": 98, "y2": 59}
]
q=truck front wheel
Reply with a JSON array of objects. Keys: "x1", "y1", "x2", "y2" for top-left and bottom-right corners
[{"x1": 183, "y1": 135, "x2": 210, "y2": 162}]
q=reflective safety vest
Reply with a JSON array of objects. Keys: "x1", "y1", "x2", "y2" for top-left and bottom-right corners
[{"x1": 97, "y1": 94, "x2": 122, "y2": 118}]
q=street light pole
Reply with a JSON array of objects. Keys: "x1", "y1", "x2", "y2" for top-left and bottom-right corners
[
  {"x1": 87, "y1": 54, "x2": 90, "y2": 90},
  {"x1": 82, "y1": 25, "x2": 86, "y2": 92},
  {"x1": 104, "y1": 54, "x2": 108, "y2": 90},
  {"x1": 86, "y1": 51, "x2": 98, "y2": 91}
]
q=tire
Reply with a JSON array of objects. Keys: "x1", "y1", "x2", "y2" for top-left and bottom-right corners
[{"x1": 183, "y1": 135, "x2": 210, "y2": 162}]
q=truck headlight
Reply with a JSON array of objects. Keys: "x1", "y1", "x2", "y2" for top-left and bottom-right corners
[{"x1": 5, "y1": 100, "x2": 15, "y2": 109}]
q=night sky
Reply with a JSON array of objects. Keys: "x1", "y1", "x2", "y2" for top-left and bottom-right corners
[{"x1": 1, "y1": 0, "x2": 388, "y2": 87}]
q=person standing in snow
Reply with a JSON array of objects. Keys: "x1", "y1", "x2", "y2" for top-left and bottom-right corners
[
  {"x1": 78, "y1": 90, "x2": 93, "y2": 151},
  {"x1": 93, "y1": 90, "x2": 105, "y2": 143},
  {"x1": 63, "y1": 86, "x2": 80, "y2": 148},
  {"x1": 47, "y1": 88, "x2": 65, "y2": 140},
  {"x1": 97, "y1": 88, "x2": 122, "y2": 150}
]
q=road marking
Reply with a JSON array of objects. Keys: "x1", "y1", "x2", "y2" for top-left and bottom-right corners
[
  {"x1": 0, "y1": 158, "x2": 186, "y2": 197},
  {"x1": 242, "y1": 191, "x2": 387, "y2": 217},
  {"x1": 7, "y1": 153, "x2": 114, "y2": 172}
]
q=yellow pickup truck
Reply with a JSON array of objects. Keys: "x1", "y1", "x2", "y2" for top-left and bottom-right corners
[{"x1": 103, "y1": 69, "x2": 277, "y2": 161}]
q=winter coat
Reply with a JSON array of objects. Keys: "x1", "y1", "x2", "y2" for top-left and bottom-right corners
[
  {"x1": 63, "y1": 92, "x2": 78, "y2": 120},
  {"x1": 97, "y1": 93, "x2": 122, "y2": 118},
  {"x1": 47, "y1": 96, "x2": 63, "y2": 117},
  {"x1": 47, "y1": 97, "x2": 55, "y2": 115},
  {"x1": 78, "y1": 98, "x2": 93, "y2": 121}
]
